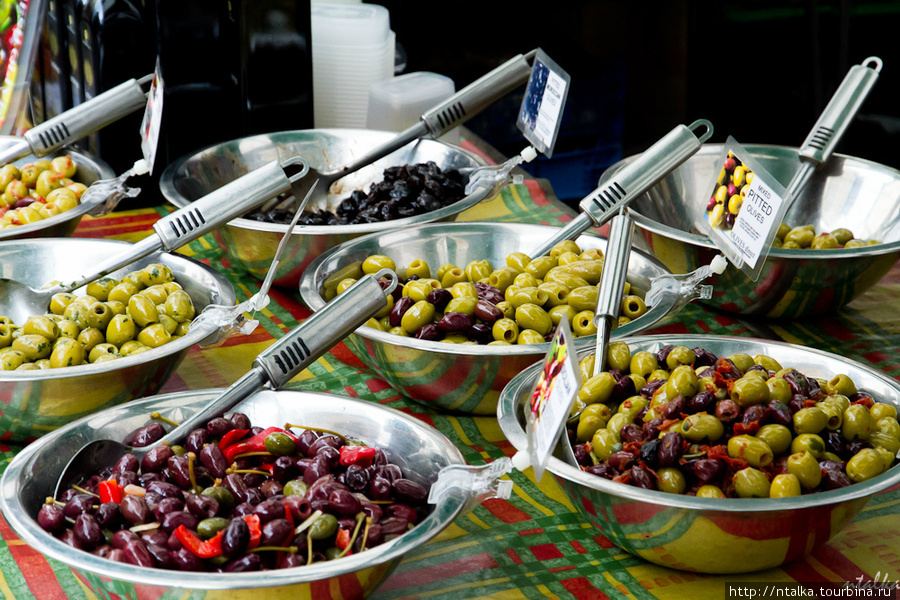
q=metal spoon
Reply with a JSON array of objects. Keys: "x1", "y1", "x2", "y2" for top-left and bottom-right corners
[
  {"x1": 54, "y1": 269, "x2": 397, "y2": 498},
  {"x1": 271, "y1": 51, "x2": 536, "y2": 210},
  {"x1": 0, "y1": 75, "x2": 152, "y2": 166},
  {"x1": 560, "y1": 213, "x2": 634, "y2": 468},
  {"x1": 0, "y1": 157, "x2": 309, "y2": 324}
]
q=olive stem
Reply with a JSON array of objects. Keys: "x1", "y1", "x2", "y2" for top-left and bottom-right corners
[
  {"x1": 226, "y1": 467, "x2": 271, "y2": 477},
  {"x1": 230, "y1": 451, "x2": 274, "y2": 460},
  {"x1": 283, "y1": 423, "x2": 348, "y2": 444},
  {"x1": 359, "y1": 516, "x2": 373, "y2": 552},
  {"x1": 45, "y1": 497, "x2": 65, "y2": 506},
  {"x1": 306, "y1": 530, "x2": 314, "y2": 566},
  {"x1": 150, "y1": 411, "x2": 180, "y2": 428},
  {"x1": 186, "y1": 452, "x2": 201, "y2": 493},
  {"x1": 71, "y1": 485, "x2": 99, "y2": 498},
  {"x1": 293, "y1": 509, "x2": 324, "y2": 537},
  {"x1": 337, "y1": 513, "x2": 366, "y2": 558},
  {"x1": 249, "y1": 545, "x2": 298, "y2": 554}
]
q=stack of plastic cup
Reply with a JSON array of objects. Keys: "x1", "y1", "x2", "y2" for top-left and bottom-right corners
[
  {"x1": 367, "y1": 72, "x2": 460, "y2": 144},
  {"x1": 312, "y1": 2, "x2": 395, "y2": 128}
]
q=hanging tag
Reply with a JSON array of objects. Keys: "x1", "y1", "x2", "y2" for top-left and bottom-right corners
[
  {"x1": 139, "y1": 61, "x2": 164, "y2": 175},
  {"x1": 516, "y1": 49, "x2": 570, "y2": 158},
  {"x1": 515, "y1": 319, "x2": 581, "y2": 482},
  {"x1": 702, "y1": 137, "x2": 790, "y2": 281}
]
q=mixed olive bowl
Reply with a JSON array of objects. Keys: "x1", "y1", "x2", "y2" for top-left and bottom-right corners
[
  {"x1": 159, "y1": 129, "x2": 491, "y2": 289},
  {"x1": 0, "y1": 389, "x2": 466, "y2": 599},
  {"x1": 0, "y1": 238, "x2": 235, "y2": 441},
  {"x1": 497, "y1": 334, "x2": 900, "y2": 574},
  {"x1": 299, "y1": 222, "x2": 680, "y2": 415},
  {"x1": 619, "y1": 144, "x2": 900, "y2": 318},
  {"x1": 0, "y1": 136, "x2": 115, "y2": 242}
]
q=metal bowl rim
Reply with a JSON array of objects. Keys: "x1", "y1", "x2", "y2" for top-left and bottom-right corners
[
  {"x1": 0, "y1": 238, "x2": 235, "y2": 380},
  {"x1": 0, "y1": 388, "x2": 468, "y2": 589},
  {"x1": 497, "y1": 333, "x2": 900, "y2": 512},
  {"x1": 298, "y1": 221, "x2": 679, "y2": 356},
  {"x1": 159, "y1": 128, "x2": 491, "y2": 236},
  {"x1": 621, "y1": 143, "x2": 900, "y2": 259}
]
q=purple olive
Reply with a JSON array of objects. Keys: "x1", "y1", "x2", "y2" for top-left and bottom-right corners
[
  {"x1": 414, "y1": 322, "x2": 443, "y2": 342},
  {"x1": 687, "y1": 391, "x2": 717, "y2": 414},
  {"x1": 141, "y1": 445, "x2": 174, "y2": 474},
  {"x1": 111, "y1": 529, "x2": 139, "y2": 549},
  {"x1": 468, "y1": 322, "x2": 493, "y2": 345},
  {"x1": 185, "y1": 429, "x2": 209, "y2": 454},
  {"x1": 389, "y1": 296, "x2": 416, "y2": 328},
  {"x1": 123, "y1": 539, "x2": 155, "y2": 568},
  {"x1": 199, "y1": 444, "x2": 228, "y2": 479},
  {"x1": 473, "y1": 299, "x2": 502, "y2": 324},
  {"x1": 392, "y1": 478, "x2": 428, "y2": 504},
  {"x1": 206, "y1": 417, "x2": 233, "y2": 438},
  {"x1": 658, "y1": 431, "x2": 684, "y2": 468},
  {"x1": 437, "y1": 312, "x2": 474, "y2": 333},
  {"x1": 129, "y1": 422, "x2": 167, "y2": 447},
  {"x1": 38, "y1": 504, "x2": 66, "y2": 533},
  {"x1": 715, "y1": 399, "x2": 741, "y2": 422},
  {"x1": 474, "y1": 282, "x2": 504, "y2": 305},
  {"x1": 629, "y1": 464, "x2": 657, "y2": 490},
  {"x1": 119, "y1": 495, "x2": 151, "y2": 525},
  {"x1": 260, "y1": 518, "x2": 293, "y2": 547},
  {"x1": 230, "y1": 412, "x2": 252, "y2": 430},
  {"x1": 585, "y1": 463, "x2": 617, "y2": 479},
  {"x1": 425, "y1": 288, "x2": 452, "y2": 312}
]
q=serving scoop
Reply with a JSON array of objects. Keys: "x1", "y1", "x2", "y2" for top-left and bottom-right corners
[
  {"x1": 0, "y1": 157, "x2": 309, "y2": 324},
  {"x1": 279, "y1": 51, "x2": 536, "y2": 209},
  {"x1": 53, "y1": 269, "x2": 397, "y2": 498}
]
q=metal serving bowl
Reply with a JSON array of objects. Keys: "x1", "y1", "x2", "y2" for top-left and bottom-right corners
[
  {"x1": 0, "y1": 137, "x2": 115, "y2": 241},
  {"x1": 497, "y1": 334, "x2": 900, "y2": 574},
  {"x1": 0, "y1": 388, "x2": 466, "y2": 599},
  {"x1": 299, "y1": 222, "x2": 679, "y2": 415},
  {"x1": 159, "y1": 129, "x2": 490, "y2": 289},
  {"x1": 620, "y1": 144, "x2": 900, "y2": 318},
  {"x1": 0, "y1": 238, "x2": 235, "y2": 441}
]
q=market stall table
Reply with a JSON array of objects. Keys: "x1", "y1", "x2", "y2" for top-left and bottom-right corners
[{"x1": 0, "y1": 146, "x2": 898, "y2": 599}]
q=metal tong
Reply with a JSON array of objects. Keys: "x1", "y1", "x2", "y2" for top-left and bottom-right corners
[
  {"x1": 786, "y1": 57, "x2": 882, "y2": 200},
  {"x1": 0, "y1": 75, "x2": 152, "y2": 165},
  {"x1": 530, "y1": 119, "x2": 713, "y2": 258}
]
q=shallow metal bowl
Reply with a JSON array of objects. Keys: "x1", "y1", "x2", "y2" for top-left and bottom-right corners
[
  {"x1": 299, "y1": 222, "x2": 678, "y2": 415},
  {"x1": 620, "y1": 144, "x2": 900, "y2": 318},
  {"x1": 0, "y1": 388, "x2": 466, "y2": 598},
  {"x1": 0, "y1": 137, "x2": 115, "y2": 242},
  {"x1": 0, "y1": 238, "x2": 235, "y2": 441},
  {"x1": 498, "y1": 334, "x2": 900, "y2": 574},
  {"x1": 159, "y1": 129, "x2": 490, "y2": 289}
]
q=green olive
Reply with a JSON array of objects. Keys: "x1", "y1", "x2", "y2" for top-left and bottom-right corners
[
  {"x1": 579, "y1": 355, "x2": 595, "y2": 382},
  {"x1": 11, "y1": 334, "x2": 52, "y2": 361},
  {"x1": 606, "y1": 412, "x2": 632, "y2": 438},
  {"x1": 578, "y1": 372, "x2": 616, "y2": 405},
  {"x1": 629, "y1": 351, "x2": 659, "y2": 379},
  {"x1": 506, "y1": 286, "x2": 548, "y2": 308},
  {"x1": 695, "y1": 485, "x2": 725, "y2": 498},
  {"x1": 753, "y1": 354, "x2": 782, "y2": 372},
  {"x1": 562, "y1": 260, "x2": 603, "y2": 284},
  {"x1": 524, "y1": 256, "x2": 557, "y2": 279},
  {"x1": 875, "y1": 416, "x2": 900, "y2": 440},
  {"x1": 566, "y1": 286, "x2": 599, "y2": 312},
  {"x1": 495, "y1": 301, "x2": 515, "y2": 320},
  {"x1": 201, "y1": 486, "x2": 235, "y2": 514},
  {"x1": 108, "y1": 282, "x2": 139, "y2": 305},
  {"x1": 491, "y1": 318, "x2": 519, "y2": 343},
  {"x1": 538, "y1": 282, "x2": 570, "y2": 307},
  {"x1": 869, "y1": 432, "x2": 900, "y2": 455},
  {"x1": 445, "y1": 296, "x2": 477, "y2": 316},
  {"x1": 765, "y1": 378, "x2": 791, "y2": 404},
  {"x1": 842, "y1": 404, "x2": 874, "y2": 441},
  {"x1": 811, "y1": 233, "x2": 840, "y2": 249},
  {"x1": 756, "y1": 424, "x2": 792, "y2": 456},
  {"x1": 76, "y1": 327, "x2": 104, "y2": 352},
  {"x1": 400, "y1": 301, "x2": 436, "y2": 334},
  {"x1": 515, "y1": 303, "x2": 553, "y2": 336},
  {"x1": 548, "y1": 304, "x2": 576, "y2": 327},
  {"x1": 657, "y1": 468, "x2": 687, "y2": 495},
  {"x1": 681, "y1": 413, "x2": 724, "y2": 443},
  {"x1": 786, "y1": 450, "x2": 822, "y2": 490},
  {"x1": 769, "y1": 473, "x2": 801, "y2": 498},
  {"x1": 550, "y1": 240, "x2": 581, "y2": 258},
  {"x1": 405, "y1": 259, "x2": 431, "y2": 279},
  {"x1": 666, "y1": 346, "x2": 696, "y2": 369},
  {"x1": 119, "y1": 341, "x2": 149, "y2": 356},
  {"x1": 784, "y1": 227, "x2": 815, "y2": 248},
  {"x1": 846, "y1": 448, "x2": 884, "y2": 483},
  {"x1": 49, "y1": 338, "x2": 85, "y2": 368},
  {"x1": 105, "y1": 300, "x2": 126, "y2": 317},
  {"x1": 0, "y1": 350, "x2": 26, "y2": 370},
  {"x1": 824, "y1": 374, "x2": 857, "y2": 397},
  {"x1": 84, "y1": 302, "x2": 114, "y2": 331},
  {"x1": 727, "y1": 435, "x2": 773, "y2": 468},
  {"x1": 197, "y1": 517, "x2": 229, "y2": 539},
  {"x1": 264, "y1": 432, "x2": 297, "y2": 456},
  {"x1": 517, "y1": 329, "x2": 544, "y2": 345},
  {"x1": 730, "y1": 375, "x2": 770, "y2": 407},
  {"x1": 137, "y1": 323, "x2": 172, "y2": 348},
  {"x1": 606, "y1": 341, "x2": 631, "y2": 372},
  {"x1": 283, "y1": 479, "x2": 309, "y2": 497},
  {"x1": 56, "y1": 319, "x2": 80, "y2": 339},
  {"x1": 576, "y1": 416, "x2": 604, "y2": 443},
  {"x1": 620, "y1": 295, "x2": 647, "y2": 320},
  {"x1": 790, "y1": 433, "x2": 825, "y2": 459},
  {"x1": 88, "y1": 343, "x2": 119, "y2": 363},
  {"x1": 105, "y1": 314, "x2": 136, "y2": 347},
  {"x1": 572, "y1": 310, "x2": 597, "y2": 337},
  {"x1": 733, "y1": 467, "x2": 770, "y2": 498},
  {"x1": 870, "y1": 402, "x2": 897, "y2": 422},
  {"x1": 505, "y1": 252, "x2": 532, "y2": 273},
  {"x1": 513, "y1": 272, "x2": 540, "y2": 289},
  {"x1": 793, "y1": 406, "x2": 828, "y2": 435},
  {"x1": 309, "y1": 513, "x2": 340, "y2": 540},
  {"x1": 487, "y1": 267, "x2": 519, "y2": 292},
  {"x1": 665, "y1": 365, "x2": 700, "y2": 399},
  {"x1": 726, "y1": 353, "x2": 755, "y2": 374},
  {"x1": 362, "y1": 255, "x2": 396, "y2": 275},
  {"x1": 449, "y1": 281, "x2": 478, "y2": 300},
  {"x1": 141, "y1": 284, "x2": 169, "y2": 306},
  {"x1": 816, "y1": 402, "x2": 843, "y2": 430},
  {"x1": 591, "y1": 428, "x2": 620, "y2": 460},
  {"x1": 648, "y1": 369, "x2": 670, "y2": 382},
  {"x1": 85, "y1": 277, "x2": 118, "y2": 302},
  {"x1": 22, "y1": 316, "x2": 59, "y2": 341}
]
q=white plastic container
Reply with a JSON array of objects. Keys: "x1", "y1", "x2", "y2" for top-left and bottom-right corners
[{"x1": 367, "y1": 72, "x2": 459, "y2": 143}]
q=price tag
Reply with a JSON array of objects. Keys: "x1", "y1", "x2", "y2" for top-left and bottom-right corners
[
  {"x1": 516, "y1": 49, "x2": 570, "y2": 158},
  {"x1": 139, "y1": 62, "x2": 164, "y2": 175},
  {"x1": 702, "y1": 137, "x2": 790, "y2": 281},
  {"x1": 522, "y1": 319, "x2": 581, "y2": 482}
]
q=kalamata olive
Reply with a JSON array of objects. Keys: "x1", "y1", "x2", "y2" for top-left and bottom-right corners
[
  {"x1": 230, "y1": 412, "x2": 252, "y2": 430},
  {"x1": 414, "y1": 322, "x2": 443, "y2": 341},
  {"x1": 788, "y1": 395, "x2": 805, "y2": 414},
  {"x1": 130, "y1": 422, "x2": 167, "y2": 447},
  {"x1": 161, "y1": 511, "x2": 199, "y2": 535},
  {"x1": 139, "y1": 472, "x2": 163, "y2": 487},
  {"x1": 655, "y1": 345, "x2": 674, "y2": 365},
  {"x1": 147, "y1": 543, "x2": 177, "y2": 570},
  {"x1": 691, "y1": 458, "x2": 725, "y2": 484},
  {"x1": 111, "y1": 454, "x2": 140, "y2": 477},
  {"x1": 610, "y1": 376, "x2": 636, "y2": 402},
  {"x1": 123, "y1": 539, "x2": 155, "y2": 568},
  {"x1": 108, "y1": 548, "x2": 127, "y2": 563},
  {"x1": 255, "y1": 498, "x2": 286, "y2": 523},
  {"x1": 640, "y1": 438, "x2": 662, "y2": 469},
  {"x1": 687, "y1": 391, "x2": 717, "y2": 414},
  {"x1": 781, "y1": 370, "x2": 809, "y2": 396},
  {"x1": 59, "y1": 529, "x2": 79, "y2": 548},
  {"x1": 437, "y1": 312, "x2": 473, "y2": 333},
  {"x1": 112, "y1": 529, "x2": 139, "y2": 549},
  {"x1": 358, "y1": 497, "x2": 383, "y2": 522},
  {"x1": 329, "y1": 489, "x2": 362, "y2": 516},
  {"x1": 715, "y1": 399, "x2": 741, "y2": 422},
  {"x1": 619, "y1": 424, "x2": 645, "y2": 444},
  {"x1": 221, "y1": 518, "x2": 250, "y2": 559},
  {"x1": 392, "y1": 478, "x2": 428, "y2": 504},
  {"x1": 317, "y1": 445, "x2": 341, "y2": 468},
  {"x1": 185, "y1": 429, "x2": 209, "y2": 454},
  {"x1": 473, "y1": 299, "x2": 503, "y2": 325},
  {"x1": 369, "y1": 476, "x2": 392, "y2": 501},
  {"x1": 629, "y1": 464, "x2": 657, "y2": 490},
  {"x1": 223, "y1": 473, "x2": 248, "y2": 499},
  {"x1": 573, "y1": 444, "x2": 593, "y2": 467},
  {"x1": 147, "y1": 480, "x2": 183, "y2": 501},
  {"x1": 303, "y1": 455, "x2": 331, "y2": 485},
  {"x1": 185, "y1": 493, "x2": 220, "y2": 519},
  {"x1": 585, "y1": 463, "x2": 617, "y2": 479},
  {"x1": 260, "y1": 518, "x2": 293, "y2": 546},
  {"x1": 60, "y1": 489, "x2": 78, "y2": 503},
  {"x1": 768, "y1": 400, "x2": 793, "y2": 426},
  {"x1": 141, "y1": 445, "x2": 174, "y2": 473},
  {"x1": 296, "y1": 429, "x2": 319, "y2": 456},
  {"x1": 380, "y1": 516, "x2": 409, "y2": 537},
  {"x1": 271, "y1": 456, "x2": 298, "y2": 483},
  {"x1": 232, "y1": 502, "x2": 256, "y2": 517},
  {"x1": 206, "y1": 417, "x2": 233, "y2": 438},
  {"x1": 140, "y1": 530, "x2": 169, "y2": 548},
  {"x1": 283, "y1": 495, "x2": 312, "y2": 521},
  {"x1": 607, "y1": 450, "x2": 635, "y2": 472},
  {"x1": 195, "y1": 445, "x2": 227, "y2": 480},
  {"x1": 118, "y1": 471, "x2": 138, "y2": 488},
  {"x1": 38, "y1": 504, "x2": 66, "y2": 533},
  {"x1": 171, "y1": 547, "x2": 205, "y2": 571},
  {"x1": 63, "y1": 494, "x2": 95, "y2": 519},
  {"x1": 661, "y1": 395, "x2": 686, "y2": 420},
  {"x1": 153, "y1": 497, "x2": 185, "y2": 522},
  {"x1": 142, "y1": 492, "x2": 163, "y2": 515},
  {"x1": 92, "y1": 544, "x2": 113, "y2": 558},
  {"x1": 94, "y1": 502, "x2": 120, "y2": 528},
  {"x1": 389, "y1": 296, "x2": 416, "y2": 328},
  {"x1": 260, "y1": 480, "x2": 284, "y2": 498},
  {"x1": 241, "y1": 471, "x2": 266, "y2": 489},
  {"x1": 847, "y1": 440, "x2": 872, "y2": 455},
  {"x1": 824, "y1": 431, "x2": 845, "y2": 456},
  {"x1": 378, "y1": 464, "x2": 402, "y2": 482},
  {"x1": 239, "y1": 488, "x2": 265, "y2": 506},
  {"x1": 658, "y1": 431, "x2": 684, "y2": 467},
  {"x1": 690, "y1": 347, "x2": 718, "y2": 367},
  {"x1": 474, "y1": 282, "x2": 504, "y2": 305},
  {"x1": 425, "y1": 288, "x2": 452, "y2": 312},
  {"x1": 342, "y1": 465, "x2": 368, "y2": 492},
  {"x1": 819, "y1": 459, "x2": 845, "y2": 473},
  {"x1": 467, "y1": 322, "x2": 493, "y2": 345},
  {"x1": 742, "y1": 404, "x2": 770, "y2": 428},
  {"x1": 224, "y1": 553, "x2": 262, "y2": 572},
  {"x1": 643, "y1": 417, "x2": 663, "y2": 440},
  {"x1": 639, "y1": 379, "x2": 666, "y2": 398},
  {"x1": 822, "y1": 469, "x2": 853, "y2": 490},
  {"x1": 119, "y1": 495, "x2": 151, "y2": 525},
  {"x1": 307, "y1": 434, "x2": 342, "y2": 456}
]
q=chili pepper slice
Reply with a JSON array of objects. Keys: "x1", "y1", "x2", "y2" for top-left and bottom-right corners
[
  {"x1": 218, "y1": 428, "x2": 250, "y2": 452},
  {"x1": 732, "y1": 421, "x2": 760, "y2": 436},
  {"x1": 335, "y1": 527, "x2": 351, "y2": 551},
  {"x1": 339, "y1": 445, "x2": 377, "y2": 467},
  {"x1": 174, "y1": 525, "x2": 223, "y2": 559},
  {"x1": 245, "y1": 513, "x2": 262, "y2": 550},
  {"x1": 852, "y1": 396, "x2": 874, "y2": 409},
  {"x1": 224, "y1": 427, "x2": 299, "y2": 462},
  {"x1": 98, "y1": 479, "x2": 125, "y2": 504}
]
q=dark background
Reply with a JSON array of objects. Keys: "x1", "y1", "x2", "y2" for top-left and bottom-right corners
[{"x1": 378, "y1": 0, "x2": 900, "y2": 205}]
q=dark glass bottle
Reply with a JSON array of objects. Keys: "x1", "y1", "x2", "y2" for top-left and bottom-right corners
[{"x1": 38, "y1": 0, "x2": 71, "y2": 119}]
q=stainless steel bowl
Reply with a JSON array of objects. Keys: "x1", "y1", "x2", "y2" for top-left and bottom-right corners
[
  {"x1": 620, "y1": 144, "x2": 900, "y2": 318},
  {"x1": 497, "y1": 334, "x2": 900, "y2": 574},
  {"x1": 0, "y1": 388, "x2": 466, "y2": 598},
  {"x1": 0, "y1": 238, "x2": 235, "y2": 441},
  {"x1": 0, "y1": 137, "x2": 115, "y2": 242},
  {"x1": 299, "y1": 222, "x2": 679, "y2": 415},
  {"x1": 159, "y1": 129, "x2": 490, "y2": 289}
]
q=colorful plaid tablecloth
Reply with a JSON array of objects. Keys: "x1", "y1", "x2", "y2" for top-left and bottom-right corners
[{"x1": 0, "y1": 160, "x2": 898, "y2": 599}]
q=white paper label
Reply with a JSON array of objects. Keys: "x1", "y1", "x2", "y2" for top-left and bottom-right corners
[
  {"x1": 140, "y1": 64, "x2": 164, "y2": 175},
  {"x1": 516, "y1": 49, "x2": 570, "y2": 158},
  {"x1": 728, "y1": 177, "x2": 784, "y2": 269}
]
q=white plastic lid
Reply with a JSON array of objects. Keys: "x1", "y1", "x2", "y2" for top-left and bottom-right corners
[
  {"x1": 311, "y1": 3, "x2": 390, "y2": 47},
  {"x1": 367, "y1": 72, "x2": 456, "y2": 134}
]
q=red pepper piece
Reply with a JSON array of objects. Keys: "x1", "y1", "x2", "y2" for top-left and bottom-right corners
[
  {"x1": 852, "y1": 396, "x2": 875, "y2": 409},
  {"x1": 732, "y1": 421, "x2": 760, "y2": 436},
  {"x1": 335, "y1": 527, "x2": 351, "y2": 551},
  {"x1": 224, "y1": 427, "x2": 299, "y2": 463},
  {"x1": 244, "y1": 514, "x2": 261, "y2": 550},
  {"x1": 98, "y1": 479, "x2": 125, "y2": 504},
  {"x1": 218, "y1": 428, "x2": 250, "y2": 452},
  {"x1": 174, "y1": 525, "x2": 223, "y2": 559},
  {"x1": 339, "y1": 445, "x2": 377, "y2": 467}
]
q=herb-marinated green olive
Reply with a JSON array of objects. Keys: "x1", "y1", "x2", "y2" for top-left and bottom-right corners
[
  {"x1": 49, "y1": 338, "x2": 85, "y2": 368},
  {"x1": 12, "y1": 334, "x2": 52, "y2": 361},
  {"x1": 578, "y1": 372, "x2": 617, "y2": 405},
  {"x1": 607, "y1": 341, "x2": 631, "y2": 372},
  {"x1": 787, "y1": 451, "x2": 822, "y2": 489},
  {"x1": 825, "y1": 374, "x2": 857, "y2": 397},
  {"x1": 22, "y1": 316, "x2": 59, "y2": 341},
  {"x1": 733, "y1": 467, "x2": 770, "y2": 498},
  {"x1": 657, "y1": 468, "x2": 687, "y2": 495},
  {"x1": 107, "y1": 282, "x2": 139, "y2": 305},
  {"x1": 85, "y1": 277, "x2": 118, "y2": 302},
  {"x1": 681, "y1": 413, "x2": 724, "y2": 443},
  {"x1": 756, "y1": 424, "x2": 792, "y2": 455},
  {"x1": 730, "y1": 375, "x2": 770, "y2": 407},
  {"x1": 591, "y1": 429, "x2": 620, "y2": 460},
  {"x1": 629, "y1": 351, "x2": 659, "y2": 378},
  {"x1": 846, "y1": 448, "x2": 884, "y2": 483},
  {"x1": 137, "y1": 323, "x2": 172, "y2": 348},
  {"x1": 164, "y1": 290, "x2": 195, "y2": 323},
  {"x1": 841, "y1": 404, "x2": 873, "y2": 441},
  {"x1": 727, "y1": 435, "x2": 773, "y2": 468},
  {"x1": 790, "y1": 433, "x2": 825, "y2": 459},
  {"x1": 665, "y1": 346, "x2": 695, "y2": 370},
  {"x1": 88, "y1": 343, "x2": 118, "y2": 363},
  {"x1": 769, "y1": 473, "x2": 801, "y2": 498},
  {"x1": 695, "y1": 485, "x2": 725, "y2": 498}
]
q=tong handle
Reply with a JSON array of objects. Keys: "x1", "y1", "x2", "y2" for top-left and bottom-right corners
[
  {"x1": 153, "y1": 158, "x2": 307, "y2": 251},
  {"x1": 798, "y1": 57, "x2": 882, "y2": 167},
  {"x1": 591, "y1": 214, "x2": 634, "y2": 376},
  {"x1": 421, "y1": 52, "x2": 534, "y2": 137},
  {"x1": 24, "y1": 78, "x2": 149, "y2": 157}
]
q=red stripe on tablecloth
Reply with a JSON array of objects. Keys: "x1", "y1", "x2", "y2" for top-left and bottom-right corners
[
  {"x1": 481, "y1": 498, "x2": 531, "y2": 524},
  {"x1": 560, "y1": 576, "x2": 612, "y2": 600},
  {"x1": 813, "y1": 544, "x2": 872, "y2": 583},
  {"x1": 783, "y1": 557, "x2": 828, "y2": 583},
  {"x1": 646, "y1": 322, "x2": 690, "y2": 335},
  {"x1": 530, "y1": 543, "x2": 564, "y2": 561},
  {"x1": 375, "y1": 552, "x2": 498, "y2": 592},
  {"x1": 330, "y1": 341, "x2": 365, "y2": 368},
  {"x1": 0, "y1": 515, "x2": 68, "y2": 599},
  {"x1": 818, "y1": 320, "x2": 855, "y2": 342}
]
